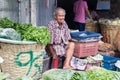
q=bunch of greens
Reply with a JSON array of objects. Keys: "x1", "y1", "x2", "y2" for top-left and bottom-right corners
[
  {"x1": 70, "y1": 67, "x2": 120, "y2": 80},
  {"x1": 0, "y1": 17, "x2": 50, "y2": 45},
  {"x1": 42, "y1": 68, "x2": 120, "y2": 80},
  {"x1": 0, "y1": 17, "x2": 14, "y2": 28},
  {"x1": 85, "y1": 68, "x2": 113, "y2": 80},
  {"x1": 70, "y1": 72, "x2": 85, "y2": 80},
  {"x1": 22, "y1": 26, "x2": 50, "y2": 45}
]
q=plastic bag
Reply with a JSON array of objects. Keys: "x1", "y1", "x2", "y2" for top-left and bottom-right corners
[
  {"x1": 0, "y1": 28, "x2": 21, "y2": 40},
  {"x1": 70, "y1": 57, "x2": 87, "y2": 70}
]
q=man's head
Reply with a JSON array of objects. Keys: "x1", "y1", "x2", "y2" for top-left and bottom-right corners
[{"x1": 54, "y1": 7, "x2": 66, "y2": 24}]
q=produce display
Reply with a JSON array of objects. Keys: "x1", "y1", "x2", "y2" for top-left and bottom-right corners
[
  {"x1": 0, "y1": 18, "x2": 50, "y2": 45},
  {"x1": 42, "y1": 67, "x2": 120, "y2": 80},
  {"x1": 99, "y1": 18, "x2": 120, "y2": 25}
]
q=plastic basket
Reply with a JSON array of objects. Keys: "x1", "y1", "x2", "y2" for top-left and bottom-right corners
[
  {"x1": 0, "y1": 39, "x2": 45, "y2": 79},
  {"x1": 74, "y1": 41, "x2": 98, "y2": 58},
  {"x1": 70, "y1": 31, "x2": 101, "y2": 42},
  {"x1": 101, "y1": 54, "x2": 120, "y2": 71}
]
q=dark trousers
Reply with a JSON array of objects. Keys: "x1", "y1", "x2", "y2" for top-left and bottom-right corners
[{"x1": 74, "y1": 22, "x2": 85, "y2": 31}]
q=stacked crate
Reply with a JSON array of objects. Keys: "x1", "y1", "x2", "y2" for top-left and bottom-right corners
[
  {"x1": 70, "y1": 31, "x2": 101, "y2": 58},
  {"x1": 70, "y1": 31, "x2": 102, "y2": 69}
]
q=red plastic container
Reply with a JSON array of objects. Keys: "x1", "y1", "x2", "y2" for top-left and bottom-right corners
[
  {"x1": 74, "y1": 41, "x2": 99, "y2": 58},
  {"x1": 53, "y1": 59, "x2": 59, "y2": 68}
]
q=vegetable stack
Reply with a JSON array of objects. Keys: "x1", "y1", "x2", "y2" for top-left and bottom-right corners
[{"x1": 0, "y1": 17, "x2": 50, "y2": 45}]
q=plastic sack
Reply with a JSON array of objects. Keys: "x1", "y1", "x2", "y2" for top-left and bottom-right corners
[
  {"x1": 70, "y1": 57, "x2": 87, "y2": 70},
  {"x1": 0, "y1": 28, "x2": 21, "y2": 40}
]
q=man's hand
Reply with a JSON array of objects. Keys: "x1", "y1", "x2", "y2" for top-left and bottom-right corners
[
  {"x1": 53, "y1": 53, "x2": 58, "y2": 59},
  {"x1": 46, "y1": 44, "x2": 58, "y2": 59}
]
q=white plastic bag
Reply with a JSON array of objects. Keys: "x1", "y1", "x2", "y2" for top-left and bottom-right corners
[
  {"x1": 0, "y1": 28, "x2": 21, "y2": 40},
  {"x1": 70, "y1": 57, "x2": 87, "y2": 70}
]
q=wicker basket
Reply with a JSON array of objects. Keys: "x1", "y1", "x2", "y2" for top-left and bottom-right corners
[
  {"x1": 0, "y1": 40, "x2": 45, "y2": 80},
  {"x1": 85, "y1": 22, "x2": 99, "y2": 32},
  {"x1": 100, "y1": 24, "x2": 120, "y2": 50}
]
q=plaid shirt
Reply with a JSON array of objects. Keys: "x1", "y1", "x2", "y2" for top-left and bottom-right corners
[{"x1": 48, "y1": 20, "x2": 71, "y2": 56}]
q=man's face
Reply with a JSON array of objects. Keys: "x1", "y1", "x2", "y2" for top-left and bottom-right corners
[{"x1": 55, "y1": 10, "x2": 65, "y2": 24}]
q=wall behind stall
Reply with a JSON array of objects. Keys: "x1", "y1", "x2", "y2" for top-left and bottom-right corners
[
  {"x1": 96, "y1": 0, "x2": 120, "y2": 18},
  {"x1": 0, "y1": 0, "x2": 31, "y2": 24},
  {"x1": 36, "y1": 0, "x2": 55, "y2": 26},
  {"x1": 0, "y1": 0, "x2": 55, "y2": 26},
  {"x1": 0, "y1": 0, "x2": 19, "y2": 21}
]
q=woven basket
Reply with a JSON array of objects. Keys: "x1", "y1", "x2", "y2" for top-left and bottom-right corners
[
  {"x1": 100, "y1": 24, "x2": 120, "y2": 50},
  {"x1": 85, "y1": 22, "x2": 99, "y2": 32},
  {"x1": 0, "y1": 41, "x2": 45, "y2": 80}
]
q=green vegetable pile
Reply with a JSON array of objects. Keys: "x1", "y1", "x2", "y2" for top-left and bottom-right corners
[
  {"x1": 42, "y1": 67, "x2": 120, "y2": 80},
  {"x1": 0, "y1": 17, "x2": 50, "y2": 45},
  {"x1": 85, "y1": 68, "x2": 113, "y2": 80},
  {"x1": 70, "y1": 72, "x2": 85, "y2": 80},
  {"x1": 71, "y1": 67, "x2": 120, "y2": 80},
  {"x1": 42, "y1": 69, "x2": 76, "y2": 80}
]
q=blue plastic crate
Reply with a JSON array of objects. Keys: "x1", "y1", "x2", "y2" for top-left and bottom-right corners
[
  {"x1": 101, "y1": 54, "x2": 120, "y2": 71},
  {"x1": 102, "y1": 62, "x2": 117, "y2": 71},
  {"x1": 70, "y1": 31, "x2": 101, "y2": 41}
]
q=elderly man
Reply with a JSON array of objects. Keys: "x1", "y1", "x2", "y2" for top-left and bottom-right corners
[{"x1": 46, "y1": 7, "x2": 75, "y2": 69}]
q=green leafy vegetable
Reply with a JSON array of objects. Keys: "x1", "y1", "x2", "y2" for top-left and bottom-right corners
[
  {"x1": 0, "y1": 17, "x2": 14, "y2": 28},
  {"x1": 0, "y1": 17, "x2": 50, "y2": 45},
  {"x1": 70, "y1": 72, "x2": 83, "y2": 80}
]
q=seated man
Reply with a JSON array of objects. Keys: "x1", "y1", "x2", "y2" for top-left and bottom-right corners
[{"x1": 46, "y1": 7, "x2": 75, "y2": 69}]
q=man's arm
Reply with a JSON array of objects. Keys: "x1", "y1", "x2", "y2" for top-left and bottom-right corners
[
  {"x1": 85, "y1": 8, "x2": 93, "y2": 21},
  {"x1": 46, "y1": 44, "x2": 58, "y2": 59}
]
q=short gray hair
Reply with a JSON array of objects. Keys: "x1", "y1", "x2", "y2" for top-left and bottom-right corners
[{"x1": 53, "y1": 7, "x2": 66, "y2": 17}]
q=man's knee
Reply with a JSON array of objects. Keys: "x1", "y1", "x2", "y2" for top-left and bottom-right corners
[
  {"x1": 69, "y1": 42, "x2": 75, "y2": 48},
  {"x1": 67, "y1": 42, "x2": 75, "y2": 50}
]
